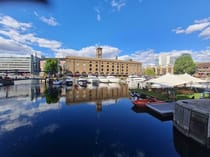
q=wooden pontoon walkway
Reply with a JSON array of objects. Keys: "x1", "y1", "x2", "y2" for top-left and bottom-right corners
[{"x1": 146, "y1": 102, "x2": 176, "y2": 117}]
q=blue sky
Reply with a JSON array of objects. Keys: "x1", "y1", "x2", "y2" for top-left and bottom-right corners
[{"x1": 0, "y1": 0, "x2": 210, "y2": 66}]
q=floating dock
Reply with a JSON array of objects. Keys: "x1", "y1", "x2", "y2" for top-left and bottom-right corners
[
  {"x1": 173, "y1": 99, "x2": 210, "y2": 148},
  {"x1": 146, "y1": 102, "x2": 175, "y2": 117}
]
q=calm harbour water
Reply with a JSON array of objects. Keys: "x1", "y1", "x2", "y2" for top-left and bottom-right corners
[{"x1": 0, "y1": 83, "x2": 209, "y2": 157}]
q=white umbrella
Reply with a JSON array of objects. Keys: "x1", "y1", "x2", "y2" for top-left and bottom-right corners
[{"x1": 178, "y1": 73, "x2": 206, "y2": 83}]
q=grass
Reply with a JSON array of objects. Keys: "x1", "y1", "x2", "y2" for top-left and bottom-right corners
[{"x1": 176, "y1": 93, "x2": 201, "y2": 100}]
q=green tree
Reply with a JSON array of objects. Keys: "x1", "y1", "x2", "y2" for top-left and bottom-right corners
[
  {"x1": 174, "y1": 54, "x2": 196, "y2": 75},
  {"x1": 44, "y1": 59, "x2": 58, "y2": 75},
  {"x1": 144, "y1": 68, "x2": 156, "y2": 76}
]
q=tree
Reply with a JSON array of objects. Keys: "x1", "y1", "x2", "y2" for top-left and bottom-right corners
[
  {"x1": 174, "y1": 54, "x2": 196, "y2": 75},
  {"x1": 144, "y1": 68, "x2": 155, "y2": 76},
  {"x1": 44, "y1": 59, "x2": 58, "y2": 75}
]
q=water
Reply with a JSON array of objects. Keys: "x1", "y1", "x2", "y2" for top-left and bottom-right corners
[{"x1": 0, "y1": 83, "x2": 209, "y2": 157}]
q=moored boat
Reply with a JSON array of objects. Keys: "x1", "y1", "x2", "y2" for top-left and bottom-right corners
[
  {"x1": 98, "y1": 75, "x2": 109, "y2": 83},
  {"x1": 107, "y1": 76, "x2": 120, "y2": 83},
  {"x1": 87, "y1": 75, "x2": 99, "y2": 85},
  {"x1": 132, "y1": 98, "x2": 165, "y2": 108}
]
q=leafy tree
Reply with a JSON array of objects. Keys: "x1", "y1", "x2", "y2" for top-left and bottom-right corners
[
  {"x1": 144, "y1": 68, "x2": 156, "y2": 76},
  {"x1": 44, "y1": 59, "x2": 58, "y2": 75},
  {"x1": 174, "y1": 54, "x2": 196, "y2": 75}
]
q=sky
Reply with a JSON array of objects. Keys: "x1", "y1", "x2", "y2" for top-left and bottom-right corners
[{"x1": 0, "y1": 0, "x2": 210, "y2": 66}]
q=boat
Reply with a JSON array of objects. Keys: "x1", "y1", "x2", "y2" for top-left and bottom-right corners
[
  {"x1": 132, "y1": 98, "x2": 165, "y2": 108},
  {"x1": 77, "y1": 77, "x2": 88, "y2": 87},
  {"x1": 107, "y1": 76, "x2": 120, "y2": 83},
  {"x1": 98, "y1": 75, "x2": 109, "y2": 83},
  {"x1": 87, "y1": 75, "x2": 99, "y2": 85},
  {"x1": 64, "y1": 76, "x2": 73, "y2": 86},
  {"x1": 126, "y1": 75, "x2": 146, "y2": 89}
]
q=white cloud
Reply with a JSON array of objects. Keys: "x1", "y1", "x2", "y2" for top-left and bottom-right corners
[
  {"x1": 95, "y1": 8, "x2": 101, "y2": 22},
  {"x1": 0, "y1": 15, "x2": 31, "y2": 31},
  {"x1": 55, "y1": 45, "x2": 210, "y2": 66},
  {"x1": 0, "y1": 36, "x2": 42, "y2": 56},
  {"x1": 119, "y1": 49, "x2": 158, "y2": 66},
  {"x1": 199, "y1": 27, "x2": 210, "y2": 39},
  {"x1": 194, "y1": 17, "x2": 210, "y2": 24},
  {"x1": 172, "y1": 27, "x2": 185, "y2": 34},
  {"x1": 111, "y1": 0, "x2": 126, "y2": 11},
  {"x1": 185, "y1": 22, "x2": 210, "y2": 34},
  {"x1": 0, "y1": 15, "x2": 62, "y2": 56},
  {"x1": 55, "y1": 45, "x2": 120, "y2": 58},
  {"x1": 173, "y1": 16, "x2": 210, "y2": 39},
  {"x1": 0, "y1": 29, "x2": 62, "y2": 49},
  {"x1": 97, "y1": 14, "x2": 101, "y2": 21},
  {"x1": 119, "y1": 49, "x2": 210, "y2": 66},
  {"x1": 34, "y1": 11, "x2": 59, "y2": 26},
  {"x1": 40, "y1": 16, "x2": 59, "y2": 26}
]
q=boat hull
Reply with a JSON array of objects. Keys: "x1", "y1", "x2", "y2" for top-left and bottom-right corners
[{"x1": 133, "y1": 98, "x2": 165, "y2": 108}]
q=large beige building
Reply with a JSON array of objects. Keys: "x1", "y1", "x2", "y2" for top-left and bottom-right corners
[
  {"x1": 194, "y1": 62, "x2": 210, "y2": 78},
  {"x1": 65, "y1": 47, "x2": 142, "y2": 76}
]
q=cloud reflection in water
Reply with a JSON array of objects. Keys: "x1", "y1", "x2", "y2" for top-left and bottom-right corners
[{"x1": 0, "y1": 97, "x2": 60, "y2": 134}]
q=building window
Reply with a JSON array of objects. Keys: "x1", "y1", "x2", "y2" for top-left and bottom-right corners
[{"x1": 89, "y1": 68, "x2": 92, "y2": 71}]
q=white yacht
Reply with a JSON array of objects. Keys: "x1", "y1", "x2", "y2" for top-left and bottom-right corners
[
  {"x1": 87, "y1": 75, "x2": 99, "y2": 85},
  {"x1": 107, "y1": 76, "x2": 120, "y2": 83},
  {"x1": 98, "y1": 75, "x2": 109, "y2": 83},
  {"x1": 126, "y1": 75, "x2": 146, "y2": 89}
]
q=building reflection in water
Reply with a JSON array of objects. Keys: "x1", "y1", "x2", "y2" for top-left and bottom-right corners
[
  {"x1": 65, "y1": 83, "x2": 129, "y2": 112},
  {"x1": 0, "y1": 83, "x2": 41, "y2": 100},
  {"x1": 173, "y1": 127, "x2": 210, "y2": 157},
  {"x1": 40, "y1": 83, "x2": 129, "y2": 111}
]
